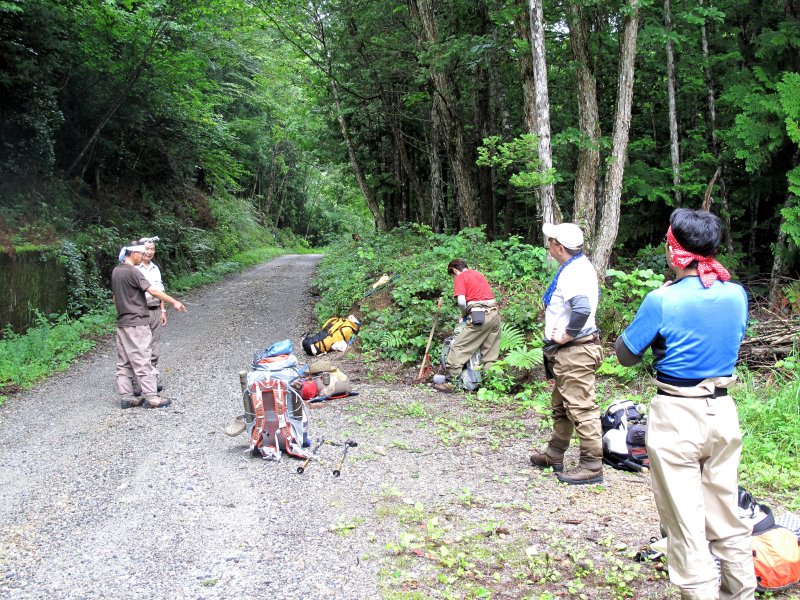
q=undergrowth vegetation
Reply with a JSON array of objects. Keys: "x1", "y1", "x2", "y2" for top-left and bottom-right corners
[{"x1": 314, "y1": 228, "x2": 800, "y2": 508}]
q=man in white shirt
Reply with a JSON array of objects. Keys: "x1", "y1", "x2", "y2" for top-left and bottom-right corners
[
  {"x1": 134, "y1": 237, "x2": 167, "y2": 392},
  {"x1": 530, "y1": 222, "x2": 604, "y2": 484}
]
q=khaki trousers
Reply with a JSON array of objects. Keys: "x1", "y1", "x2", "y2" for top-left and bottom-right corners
[
  {"x1": 444, "y1": 309, "x2": 501, "y2": 379},
  {"x1": 115, "y1": 325, "x2": 157, "y2": 397},
  {"x1": 546, "y1": 342, "x2": 603, "y2": 468},
  {"x1": 648, "y1": 380, "x2": 755, "y2": 600},
  {"x1": 147, "y1": 308, "x2": 162, "y2": 370}
]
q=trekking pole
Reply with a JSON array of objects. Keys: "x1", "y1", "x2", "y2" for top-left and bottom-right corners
[
  {"x1": 416, "y1": 297, "x2": 443, "y2": 382},
  {"x1": 297, "y1": 436, "x2": 326, "y2": 474},
  {"x1": 332, "y1": 439, "x2": 358, "y2": 477}
]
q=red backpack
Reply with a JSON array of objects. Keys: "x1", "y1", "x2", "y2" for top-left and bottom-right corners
[{"x1": 247, "y1": 378, "x2": 309, "y2": 461}]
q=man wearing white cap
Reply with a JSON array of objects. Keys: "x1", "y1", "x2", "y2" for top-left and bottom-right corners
[
  {"x1": 111, "y1": 243, "x2": 186, "y2": 409},
  {"x1": 530, "y1": 222, "x2": 604, "y2": 484}
]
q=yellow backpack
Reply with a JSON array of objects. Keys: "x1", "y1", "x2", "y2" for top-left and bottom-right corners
[{"x1": 301, "y1": 316, "x2": 360, "y2": 356}]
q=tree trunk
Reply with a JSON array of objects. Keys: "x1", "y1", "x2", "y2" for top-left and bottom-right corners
[
  {"x1": 409, "y1": 0, "x2": 480, "y2": 228},
  {"x1": 384, "y1": 90, "x2": 426, "y2": 220},
  {"x1": 429, "y1": 96, "x2": 445, "y2": 232},
  {"x1": 568, "y1": 2, "x2": 601, "y2": 246},
  {"x1": 331, "y1": 79, "x2": 386, "y2": 230},
  {"x1": 529, "y1": 0, "x2": 557, "y2": 241},
  {"x1": 665, "y1": 0, "x2": 682, "y2": 206},
  {"x1": 699, "y1": 0, "x2": 733, "y2": 252},
  {"x1": 514, "y1": 0, "x2": 538, "y2": 135},
  {"x1": 769, "y1": 197, "x2": 792, "y2": 307},
  {"x1": 592, "y1": 0, "x2": 640, "y2": 278}
]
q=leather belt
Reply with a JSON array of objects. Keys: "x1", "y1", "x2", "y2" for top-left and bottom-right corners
[
  {"x1": 148, "y1": 305, "x2": 161, "y2": 310},
  {"x1": 657, "y1": 388, "x2": 729, "y2": 399}
]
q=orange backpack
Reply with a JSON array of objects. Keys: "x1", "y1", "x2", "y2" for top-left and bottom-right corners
[{"x1": 752, "y1": 526, "x2": 800, "y2": 592}]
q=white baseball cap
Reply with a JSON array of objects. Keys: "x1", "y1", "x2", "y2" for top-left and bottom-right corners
[{"x1": 542, "y1": 222, "x2": 584, "y2": 250}]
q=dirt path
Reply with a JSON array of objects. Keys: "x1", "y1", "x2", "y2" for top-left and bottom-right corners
[{"x1": 0, "y1": 254, "x2": 678, "y2": 599}]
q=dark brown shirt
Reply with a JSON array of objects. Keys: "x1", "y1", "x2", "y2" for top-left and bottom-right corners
[{"x1": 111, "y1": 263, "x2": 151, "y2": 327}]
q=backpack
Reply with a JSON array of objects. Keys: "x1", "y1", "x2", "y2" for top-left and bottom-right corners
[
  {"x1": 246, "y1": 377, "x2": 310, "y2": 461},
  {"x1": 601, "y1": 400, "x2": 649, "y2": 472},
  {"x1": 441, "y1": 335, "x2": 481, "y2": 391},
  {"x1": 302, "y1": 316, "x2": 360, "y2": 356},
  {"x1": 738, "y1": 486, "x2": 776, "y2": 535},
  {"x1": 752, "y1": 526, "x2": 800, "y2": 592}
]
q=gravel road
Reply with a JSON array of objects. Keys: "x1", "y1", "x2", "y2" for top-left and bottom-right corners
[{"x1": 0, "y1": 254, "x2": 680, "y2": 599}]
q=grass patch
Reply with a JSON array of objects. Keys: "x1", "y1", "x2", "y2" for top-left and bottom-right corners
[
  {"x1": 737, "y1": 369, "x2": 800, "y2": 509},
  {"x1": 0, "y1": 308, "x2": 116, "y2": 405}
]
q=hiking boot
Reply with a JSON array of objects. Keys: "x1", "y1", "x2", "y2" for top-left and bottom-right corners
[
  {"x1": 224, "y1": 415, "x2": 246, "y2": 437},
  {"x1": 530, "y1": 451, "x2": 564, "y2": 472},
  {"x1": 144, "y1": 396, "x2": 172, "y2": 409},
  {"x1": 432, "y1": 382, "x2": 455, "y2": 393},
  {"x1": 120, "y1": 395, "x2": 144, "y2": 409},
  {"x1": 131, "y1": 378, "x2": 142, "y2": 397},
  {"x1": 556, "y1": 466, "x2": 604, "y2": 485}
]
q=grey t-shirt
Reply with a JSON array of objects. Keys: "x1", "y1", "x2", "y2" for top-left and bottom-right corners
[{"x1": 111, "y1": 263, "x2": 151, "y2": 327}]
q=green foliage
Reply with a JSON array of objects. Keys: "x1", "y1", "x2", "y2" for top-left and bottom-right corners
[
  {"x1": 477, "y1": 134, "x2": 557, "y2": 189},
  {"x1": 598, "y1": 268, "x2": 665, "y2": 335},
  {"x1": 736, "y1": 365, "x2": 800, "y2": 510},
  {"x1": 0, "y1": 308, "x2": 115, "y2": 403},
  {"x1": 313, "y1": 227, "x2": 552, "y2": 366}
]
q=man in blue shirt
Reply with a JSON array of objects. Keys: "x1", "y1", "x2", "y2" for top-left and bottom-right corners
[{"x1": 616, "y1": 209, "x2": 755, "y2": 599}]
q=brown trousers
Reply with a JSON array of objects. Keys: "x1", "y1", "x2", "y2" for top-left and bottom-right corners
[
  {"x1": 545, "y1": 341, "x2": 603, "y2": 468},
  {"x1": 115, "y1": 325, "x2": 157, "y2": 397}
]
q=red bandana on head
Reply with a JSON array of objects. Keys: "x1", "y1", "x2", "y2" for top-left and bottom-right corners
[{"x1": 666, "y1": 226, "x2": 730, "y2": 288}]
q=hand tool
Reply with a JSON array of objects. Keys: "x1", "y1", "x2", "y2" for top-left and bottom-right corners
[{"x1": 416, "y1": 297, "x2": 443, "y2": 382}]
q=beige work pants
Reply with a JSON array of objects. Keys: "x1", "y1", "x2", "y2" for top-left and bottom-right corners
[
  {"x1": 444, "y1": 308, "x2": 501, "y2": 379},
  {"x1": 147, "y1": 307, "x2": 162, "y2": 370},
  {"x1": 648, "y1": 379, "x2": 755, "y2": 600},
  {"x1": 115, "y1": 325, "x2": 157, "y2": 397}
]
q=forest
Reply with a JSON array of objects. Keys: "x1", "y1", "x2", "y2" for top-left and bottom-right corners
[{"x1": 1, "y1": 0, "x2": 798, "y2": 299}]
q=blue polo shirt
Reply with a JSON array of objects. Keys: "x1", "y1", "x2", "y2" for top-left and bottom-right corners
[{"x1": 620, "y1": 276, "x2": 748, "y2": 379}]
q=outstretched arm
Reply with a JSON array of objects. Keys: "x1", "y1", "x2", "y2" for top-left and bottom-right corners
[{"x1": 147, "y1": 288, "x2": 186, "y2": 312}]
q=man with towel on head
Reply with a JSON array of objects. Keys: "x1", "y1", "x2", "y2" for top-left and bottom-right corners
[{"x1": 111, "y1": 242, "x2": 186, "y2": 409}]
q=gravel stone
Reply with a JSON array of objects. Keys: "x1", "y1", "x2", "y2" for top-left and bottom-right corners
[{"x1": 0, "y1": 254, "x2": 681, "y2": 599}]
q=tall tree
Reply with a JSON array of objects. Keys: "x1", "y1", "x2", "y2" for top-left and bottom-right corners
[
  {"x1": 568, "y1": 2, "x2": 601, "y2": 245},
  {"x1": 408, "y1": 0, "x2": 480, "y2": 228},
  {"x1": 528, "y1": 0, "x2": 557, "y2": 236},
  {"x1": 592, "y1": 0, "x2": 641, "y2": 277},
  {"x1": 664, "y1": 0, "x2": 682, "y2": 206}
]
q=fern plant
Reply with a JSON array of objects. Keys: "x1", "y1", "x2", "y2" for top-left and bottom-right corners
[{"x1": 500, "y1": 323, "x2": 526, "y2": 352}]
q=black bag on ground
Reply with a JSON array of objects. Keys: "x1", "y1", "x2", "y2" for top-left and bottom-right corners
[{"x1": 601, "y1": 400, "x2": 649, "y2": 472}]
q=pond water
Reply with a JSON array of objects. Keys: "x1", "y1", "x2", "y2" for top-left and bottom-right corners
[{"x1": 0, "y1": 250, "x2": 68, "y2": 335}]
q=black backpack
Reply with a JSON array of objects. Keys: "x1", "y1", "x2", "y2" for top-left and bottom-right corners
[{"x1": 601, "y1": 400, "x2": 649, "y2": 472}]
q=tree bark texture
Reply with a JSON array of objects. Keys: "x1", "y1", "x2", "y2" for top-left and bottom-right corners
[
  {"x1": 700, "y1": 0, "x2": 733, "y2": 253},
  {"x1": 409, "y1": 0, "x2": 480, "y2": 229},
  {"x1": 429, "y1": 96, "x2": 445, "y2": 232},
  {"x1": 568, "y1": 2, "x2": 601, "y2": 246},
  {"x1": 665, "y1": 0, "x2": 682, "y2": 206},
  {"x1": 331, "y1": 79, "x2": 386, "y2": 231},
  {"x1": 592, "y1": 0, "x2": 640, "y2": 278},
  {"x1": 528, "y1": 0, "x2": 556, "y2": 240},
  {"x1": 514, "y1": 0, "x2": 538, "y2": 136}
]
